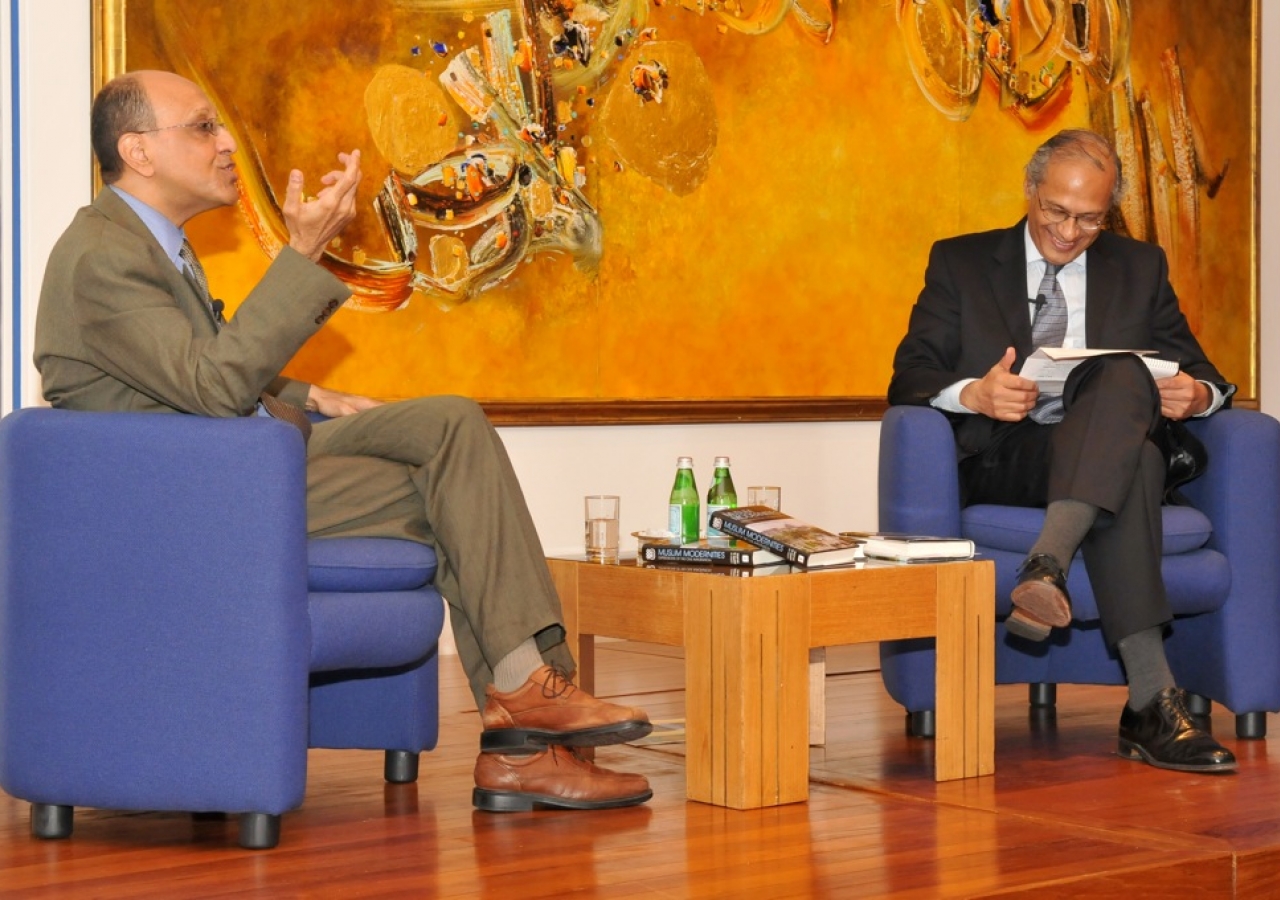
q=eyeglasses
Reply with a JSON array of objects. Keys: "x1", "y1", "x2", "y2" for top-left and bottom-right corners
[
  {"x1": 137, "y1": 119, "x2": 227, "y2": 138},
  {"x1": 1035, "y1": 191, "x2": 1107, "y2": 232}
]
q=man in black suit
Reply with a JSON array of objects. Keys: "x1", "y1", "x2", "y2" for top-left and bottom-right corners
[{"x1": 889, "y1": 129, "x2": 1236, "y2": 773}]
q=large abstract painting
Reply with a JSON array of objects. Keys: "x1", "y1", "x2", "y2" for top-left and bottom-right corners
[{"x1": 95, "y1": 0, "x2": 1258, "y2": 423}]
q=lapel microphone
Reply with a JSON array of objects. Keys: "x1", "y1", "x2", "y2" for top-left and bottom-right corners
[
  {"x1": 1031, "y1": 293, "x2": 1046, "y2": 316},
  {"x1": 210, "y1": 299, "x2": 226, "y2": 326}
]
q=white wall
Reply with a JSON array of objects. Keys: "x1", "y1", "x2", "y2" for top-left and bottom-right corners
[{"x1": 3, "y1": 1, "x2": 1275, "y2": 562}]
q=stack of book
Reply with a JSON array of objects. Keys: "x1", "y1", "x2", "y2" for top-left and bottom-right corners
[
  {"x1": 638, "y1": 512, "x2": 976, "y2": 571},
  {"x1": 655, "y1": 506, "x2": 865, "y2": 570}
]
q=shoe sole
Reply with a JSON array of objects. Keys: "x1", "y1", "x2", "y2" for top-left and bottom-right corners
[
  {"x1": 1004, "y1": 609, "x2": 1052, "y2": 642},
  {"x1": 1010, "y1": 580, "x2": 1072, "y2": 628},
  {"x1": 481, "y1": 720, "x2": 653, "y2": 753},
  {"x1": 1117, "y1": 739, "x2": 1238, "y2": 773},
  {"x1": 472, "y1": 787, "x2": 654, "y2": 812}
]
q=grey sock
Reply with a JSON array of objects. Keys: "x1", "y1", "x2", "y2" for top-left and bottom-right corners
[
  {"x1": 492, "y1": 637, "x2": 545, "y2": 693},
  {"x1": 1029, "y1": 499, "x2": 1099, "y2": 572},
  {"x1": 1118, "y1": 626, "x2": 1176, "y2": 711}
]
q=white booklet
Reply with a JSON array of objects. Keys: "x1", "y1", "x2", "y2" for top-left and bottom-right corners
[{"x1": 1021, "y1": 348, "x2": 1179, "y2": 395}]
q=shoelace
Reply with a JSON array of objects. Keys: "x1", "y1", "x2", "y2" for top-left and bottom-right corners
[{"x1": 536, "y1": 665, "x2": 580, "y2": 701}]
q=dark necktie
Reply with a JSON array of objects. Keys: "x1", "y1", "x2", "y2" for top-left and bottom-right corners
[
  {"x1": 180, "y1": 239, "x2": 224, "y2": 326},
  {"x1": 180, "y1": 238, "x2": 311, "y2": 443},
  {"x1": 1029, "y1": 263, "x2": 1068, "y2": 424}
]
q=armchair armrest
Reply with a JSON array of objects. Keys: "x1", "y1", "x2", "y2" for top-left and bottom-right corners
[
  {"x1": 1174, "y1": 409, "x2": 1280, "y2": 713},
  {"x1": 1182, "y1": 409, "x2": 1280, "y2": 560},
  {"x1": 878, "y1": 406, "x2": 963, "y2": 536},
  {"x1": 0, "y1": 409, "x2": 312, "y2": 813}
]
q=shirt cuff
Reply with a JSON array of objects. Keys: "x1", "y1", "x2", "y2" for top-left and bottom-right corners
[
  {"x1": 1193, "y1": 381, "x2": 1226, "y2": 418},
  {"x1": 931, "y1": 379, "x2": 979, "y2": 414}
]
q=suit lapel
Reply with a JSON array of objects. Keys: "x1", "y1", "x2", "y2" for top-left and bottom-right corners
[
  {"x1": 92, "y1": 190, "x2": 220, "y2": 335},
  {"x1": 987, "y1": 221, "x2": 1034, "y2": 351},
  {"x1": 1083, "y1": 232, "x2": 1122, "y2": 347}
]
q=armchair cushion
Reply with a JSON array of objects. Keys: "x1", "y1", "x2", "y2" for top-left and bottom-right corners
[
  {"x1": 307, "y1": 537, "x2": 438, "y2": 592},
  {"x1": 962, "y1": 504, "x2": 1214, "y2": 556},
  {"x1": 306, "y1": 537, "x2": 445, "y2": 672}
]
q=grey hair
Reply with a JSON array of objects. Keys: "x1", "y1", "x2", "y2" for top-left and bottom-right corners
[
  {"x1": 91, "y1": 74, "x2": 156, "y2": 184},
  {"x1": 1024, "y1": 129, "x2": 1124, "y2": 207}
]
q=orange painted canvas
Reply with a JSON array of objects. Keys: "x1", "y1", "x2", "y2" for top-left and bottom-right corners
[{"x1": 98, "y1": 0, "x2": 1257, "y2": 417}]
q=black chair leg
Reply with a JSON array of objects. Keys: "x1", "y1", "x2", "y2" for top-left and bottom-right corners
[
  {"x1": 1028, "y1": 683, "x2": 1057, "y2": 708},
  {"x1": 1185, "y1": 692, "x2": 1211, "y2": 716},
  {"x1": 907, "y1": 710, "x2": 936, "y2": 739},
  {"x1": 31, "y1": 804, "x2": 73, "y2": 840},
  {"x1": 238, "y1": 813, "x2": 281, "y2": 850},
  {"x1": 385, "y1": 750, "x2": 420, "y2": 784},
  {"x1": 1237, "y1": 711, "x2": 1268, "y2": 740}
]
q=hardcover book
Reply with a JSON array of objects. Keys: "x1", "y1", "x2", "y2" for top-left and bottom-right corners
[
  {"x1": 840, "y1": 532, "x2": 975, "y2": 562},
  {"x1": 707, "y1": 506, "x2": 864, "y2": 568},
  {"x1": 640, "y1": 537, "x2": 784, "y2": 567},
  {"x1": 639, "y1": 561, "x2": 794, "y2": 577}
]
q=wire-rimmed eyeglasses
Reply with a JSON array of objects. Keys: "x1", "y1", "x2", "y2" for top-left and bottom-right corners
[
  {"x1": 1035, "y1": 190, "x2": 1108, "y2": 233},
  {"x1": 136, "y1": 119, "x2": 227, "y2": 138}
]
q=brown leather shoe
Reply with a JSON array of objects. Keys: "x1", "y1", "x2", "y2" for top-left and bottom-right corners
[
  {"x1": 481, "y1": 665, "x2": 652, "y2": 752},
  {"x1": 473, "y1": 746, "x2": 653, "y2": 811}
]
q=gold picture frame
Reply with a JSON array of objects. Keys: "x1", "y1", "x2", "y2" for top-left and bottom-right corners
[{"x1": 93, "y1": 0, "x2": 1258, "y2": 424}]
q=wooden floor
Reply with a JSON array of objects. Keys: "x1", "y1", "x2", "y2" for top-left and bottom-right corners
[{"x1": 4, "y1": 641, "x2": 1280, "y2": 898}]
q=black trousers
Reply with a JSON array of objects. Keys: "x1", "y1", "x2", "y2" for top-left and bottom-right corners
[{"x1": 959, "y1": 355, "x2": 1169, "y2": 646}]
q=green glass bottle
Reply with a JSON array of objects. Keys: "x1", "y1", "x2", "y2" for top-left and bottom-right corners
[
  {"x1": 706, "y1": 455, "x2": 738, "y2": 537},
  {"x1": 668, "y1": 456, "x2": 700, "y2": 544}
]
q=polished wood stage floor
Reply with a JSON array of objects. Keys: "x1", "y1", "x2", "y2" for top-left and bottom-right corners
[{"x1": 4, "y1": 641, "x2": 1280, "y2": 898}]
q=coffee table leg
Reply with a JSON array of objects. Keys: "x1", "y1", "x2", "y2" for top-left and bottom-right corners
[
  {"x1": 933, "y1": 561, "x2": 996, "y2": 780},
  {"x1": 683, "y1": 575, "x2": 810, "y2": 809}
]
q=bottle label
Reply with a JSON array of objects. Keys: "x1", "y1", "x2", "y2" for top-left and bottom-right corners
[
  {"x1": 669, "y1": 504, "x2": 685, "y2": 540},
  {"x1": 670, "y1": 502, "x2": 699, "y2": 543}
]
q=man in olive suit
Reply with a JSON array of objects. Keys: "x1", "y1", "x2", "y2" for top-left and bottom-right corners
[{"x1": 36, "y1": 69, "x2": 652, "y2": 811}]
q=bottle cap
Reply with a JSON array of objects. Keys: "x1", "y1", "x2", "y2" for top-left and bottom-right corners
[
  {"x1": 714, "y1": 456, "x2": 730, "y2": 466},
  {"x1": 677, "y1": 456, "x2": 693, "y2": 466}
]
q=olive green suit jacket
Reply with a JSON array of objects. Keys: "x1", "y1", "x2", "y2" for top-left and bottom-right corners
[{"x1": 35, "y1": 188, "x2": 350, "y2": 415}]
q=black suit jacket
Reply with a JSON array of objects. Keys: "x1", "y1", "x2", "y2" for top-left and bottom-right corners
[{"x1": 887, "y1": 219, "x2": 1231, "y2": 459}]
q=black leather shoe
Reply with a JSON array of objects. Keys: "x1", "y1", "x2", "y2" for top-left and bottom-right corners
[
  {"x1": 1118, "y1": 687, "x2": 1237, "y2": 773},
  {"x1": 1007, "y1": 553, "x2": 1072, "y2": 641}
]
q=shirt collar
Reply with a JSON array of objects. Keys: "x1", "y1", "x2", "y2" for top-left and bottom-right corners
[
  {"x1": 109, "y1": 185, "x2": 187, "y2": 271},
  {"x1": 1023, "y1": 223, "x2": 1088, "y2": 276}
]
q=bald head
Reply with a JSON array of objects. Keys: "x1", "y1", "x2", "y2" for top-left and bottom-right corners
[
  {"x1": 90, "y1": 70, "x2": 240, "y2": 226},
  {"x1": 91, "y1": 72, "x2": 156, "y2": 183}
]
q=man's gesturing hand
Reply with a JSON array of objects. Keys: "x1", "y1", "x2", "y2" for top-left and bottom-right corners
[
  {"x1": 284, "y1": 149, "x2": 363, "y2": 262},
  {"x1": 959, "y1": 347, "x2": 1038, "y2": 421}
]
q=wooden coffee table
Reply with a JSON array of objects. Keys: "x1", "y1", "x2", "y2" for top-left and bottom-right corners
[{"x1": 547, "y1": 557, "x2": 995, "y2": 810}]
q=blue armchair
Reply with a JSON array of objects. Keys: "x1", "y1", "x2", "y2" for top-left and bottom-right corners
[
  {"x1": 0, "y1": 408, "x2": 446, "y2": 849},
  {"x1": 877, "y1": 406, "x2": 1280, "y2": 740}
]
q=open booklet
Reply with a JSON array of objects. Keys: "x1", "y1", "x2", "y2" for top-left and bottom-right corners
[{"x1": 1021, "y1": 348, "x2": 1179, "y2": 395}]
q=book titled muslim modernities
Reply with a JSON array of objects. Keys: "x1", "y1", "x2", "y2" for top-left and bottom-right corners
[{"x1": 708, "y1": 507, "x2": 864, "y2": 568}]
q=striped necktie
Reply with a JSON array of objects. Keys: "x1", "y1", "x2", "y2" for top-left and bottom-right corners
[
  {"x1": 180, "y1": 239, "x2": 224, "y2": 326},
  {"x1": 1029, "y1": 263, "x2": 1068, "y2": 424},
  {"x1": 1031, "y1": 263, "x2": 1067, "y2": 349},
  {"x1": 180, "y1": 239, "x2": 311, "y2": 443}
]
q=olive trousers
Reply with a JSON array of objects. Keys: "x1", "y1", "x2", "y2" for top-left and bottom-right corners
[{"x1": 305, "y1": 395, "x2": 572, "y2": 705}]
